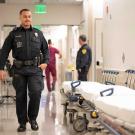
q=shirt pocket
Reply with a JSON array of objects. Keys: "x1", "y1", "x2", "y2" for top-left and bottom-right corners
[
  {"x1": 31, "y1": 36, "x2": 41, "y2": 49},
  {"x1": 14, "y1": 37, "x2": 23, "y2": 49},
  {"x1": 13, "y1": 37, "x2": 24, "y2": 55}
]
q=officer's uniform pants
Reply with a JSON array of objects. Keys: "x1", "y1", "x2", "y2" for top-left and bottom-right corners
[
  {"x1": 12, "y1": 74, "x2": 44, "y2": 124},
  {"x1": 78, "y1": 70, "x2": 88, "y2": 81},
  {"x1": 45, "y1": 65, "x2": 57, "y2": 92}
]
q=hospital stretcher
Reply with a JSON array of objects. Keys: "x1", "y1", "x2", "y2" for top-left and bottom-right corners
[{"x1": 60, "y1": 81, "x2": 135, "y2": 135}]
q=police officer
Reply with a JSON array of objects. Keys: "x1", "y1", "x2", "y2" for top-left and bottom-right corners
[
  {"x1": 76, "y1": 34, "x2": 92, "y2": 81},
  {"x1": 0, "y1": 9, "x2": 49, "y2": 132}
]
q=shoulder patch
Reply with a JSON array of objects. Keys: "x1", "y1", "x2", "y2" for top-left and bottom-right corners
[
  {"x1": 82, "y1": 49, "x2": 87, "y2": 54},
  {"x1": 33, "y1": 27, "x2": 41, "y2": 32},
  {"x1": 33, "y1": 27, "x2": 42, "y2": 35}
]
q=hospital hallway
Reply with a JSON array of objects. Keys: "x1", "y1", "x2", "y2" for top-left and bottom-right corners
[
  {"x1": 0, "y1": 86, "x2": 109, "y2": 135},
  {"x1": 1, "y1": 0, "x2": 135, "y2": 135}
]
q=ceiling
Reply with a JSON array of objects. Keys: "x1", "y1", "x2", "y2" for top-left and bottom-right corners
[{"x1": 2, "y1": 0, "x2": 83, "y2": 5}]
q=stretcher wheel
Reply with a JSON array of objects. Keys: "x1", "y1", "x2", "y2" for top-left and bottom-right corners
[
  {"x1": 79, "y1": 96, "x2": 84, "y2": 105},
  {"x1": 69, "y1": 113, "x2": 74, "y2": 123},
  {"x1": 91, "y1": 111, "x2": 98, "y2": 119},
  {"x1": 73, "y1": 117, "x2": 87, "y2": 132}
]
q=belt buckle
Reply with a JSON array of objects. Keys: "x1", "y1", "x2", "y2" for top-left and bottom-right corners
[{"x1": 24, "y1": 61, "x2": 32, "y2": 66}]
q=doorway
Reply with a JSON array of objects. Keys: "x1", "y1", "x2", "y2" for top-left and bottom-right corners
[{"x1": 94, "y1": 18, "x2": 103, "y2": 82}]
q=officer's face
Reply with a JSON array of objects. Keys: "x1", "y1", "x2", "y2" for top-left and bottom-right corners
[
  {"x1": 20, "y1": 11, "x2": 32, "y2": 28},
  {"x1": 79, "y1": 38, "x2": 83, "y2": 46}
]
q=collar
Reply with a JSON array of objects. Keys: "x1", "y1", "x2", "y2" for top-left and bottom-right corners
[
  {"x1": 81, "y1": 44, "x2": 87, "y2": 49},
  {"x1": 20, "y1": 25, "x2": 33, "y2": 31}
]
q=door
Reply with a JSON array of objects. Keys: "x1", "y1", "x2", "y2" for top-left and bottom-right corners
[{"x1": 94, "y1": 18, "x2": 103, "y2": 82}]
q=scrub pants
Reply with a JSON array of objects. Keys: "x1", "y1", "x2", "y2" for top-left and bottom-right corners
[{"x1": 45, "y1": 65, "x2": 57, "y2": 92}]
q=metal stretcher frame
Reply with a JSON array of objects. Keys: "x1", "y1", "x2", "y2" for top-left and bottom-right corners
[
  {"x1": 101, "y1": 70, "x2": 119, "y2": 85},
  {"x1": 0, "y1": 78, "x2": 16, "y2": 104},
  {"x1": 60, "y1": 81, "x2": 133, "y2": 135}
]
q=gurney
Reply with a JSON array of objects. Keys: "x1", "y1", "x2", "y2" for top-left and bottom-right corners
[
  {"x1": 62, "y1": 81, "x2": 135, "y2": 100},
  {"x1": 60, "y1": 81, "x2": 135, "y2": 135}
]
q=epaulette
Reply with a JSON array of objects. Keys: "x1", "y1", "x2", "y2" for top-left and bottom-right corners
[{"x1": 33, "y1": 27, "x2": 41, "y2": 32}]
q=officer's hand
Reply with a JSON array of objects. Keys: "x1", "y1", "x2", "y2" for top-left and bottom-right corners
[
  {"x1": 78, "y1": 69, "x2": 81, "y2": 72},
  {"x1": 0, "y1": 70, "x2": 7, "y2": 81},
  {"x1": 38, "y1": 64, "x2": 47, "y2": 71}
]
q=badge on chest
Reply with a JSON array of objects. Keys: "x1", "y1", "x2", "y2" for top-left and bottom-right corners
[{"x1": 34, "y1": 32, "x2": 38, "y2": 37}]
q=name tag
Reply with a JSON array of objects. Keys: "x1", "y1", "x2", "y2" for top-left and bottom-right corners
[{"x1": 15, "y1": 35, "x2": 22, "y2": 38}]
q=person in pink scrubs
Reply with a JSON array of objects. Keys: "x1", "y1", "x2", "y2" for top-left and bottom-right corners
[{"x1": 45, "y1": 39, "x2": 62, "y2": 92}]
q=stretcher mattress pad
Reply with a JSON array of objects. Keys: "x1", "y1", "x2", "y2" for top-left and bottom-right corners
[
  {"x1": 62, "y1": 81, "x2": 135, "y2": 100},
  {"x1": 95, "y1": 96, "x2": 135, "y2": 124}
]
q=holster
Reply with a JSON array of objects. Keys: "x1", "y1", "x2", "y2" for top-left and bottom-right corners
[{"x1": 9, "y1": 66, "x2": 15, "y2": 77}]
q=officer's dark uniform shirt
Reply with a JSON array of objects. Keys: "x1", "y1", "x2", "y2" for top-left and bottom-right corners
[
  {"x1": 76, "y1": 44, "x2": 92, "y2": 71},
  {"x1": 0, "y1": 26, "x2": 49, "y2": 75}
]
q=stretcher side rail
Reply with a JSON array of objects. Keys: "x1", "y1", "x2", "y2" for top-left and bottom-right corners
[
  {"x1": 125, "y1": 69, "x2": 135, "y2": 89},
  {"x1": 101, "y1": 70, "x2": 119, "y2": 85}
]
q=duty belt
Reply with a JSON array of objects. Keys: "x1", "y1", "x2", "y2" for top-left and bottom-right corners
[
  {"x1": 13, "y1": 58, "x2": 40, "y2": 68},
  {"x1": 23, "y1": 60, "x2": 35, "y2": 66}
]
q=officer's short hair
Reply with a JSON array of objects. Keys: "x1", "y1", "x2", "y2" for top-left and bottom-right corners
[
  {"x1": 19, "y1": 9, "x2": 31, "y2": 15},
  {"x1": 79, "y1": 34, "x2": 87, "y2": 42},
  {"x1": 48, "y1": 39, "x2": 52, "y2": 45}
]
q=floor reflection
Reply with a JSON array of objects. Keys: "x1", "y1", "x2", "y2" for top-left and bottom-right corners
[{"x1": 0, "y1": 89, "x2": 102, "y2": 135}]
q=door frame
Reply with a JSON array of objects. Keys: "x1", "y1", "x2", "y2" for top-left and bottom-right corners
[{"x1": 94, "y1": 18, "x2": 103, "y2": 81}]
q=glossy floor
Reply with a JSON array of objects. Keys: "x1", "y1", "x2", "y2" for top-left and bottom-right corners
[{"x1": 0, "y1": 88, "x2": 108, "y2": 135}]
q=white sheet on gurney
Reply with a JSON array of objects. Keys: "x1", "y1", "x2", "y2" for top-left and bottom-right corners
[
  {"x1": 95, "y1": 96, "x2": 135, "y2": 124},
  {"x1": 62, "y1": 81, "x2": 135, "y2": 100}
]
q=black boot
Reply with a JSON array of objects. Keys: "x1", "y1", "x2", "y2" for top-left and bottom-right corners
[
  {"x1": 30, "y1": 120, "x2": 39, "y2": 131},
  {"x1": 17, "y1": 124, "x2": 26, "y2": 132}
]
